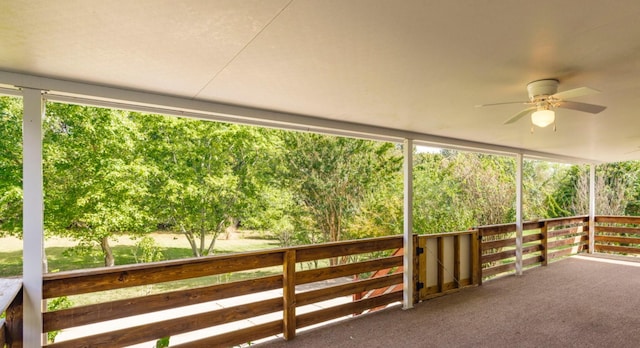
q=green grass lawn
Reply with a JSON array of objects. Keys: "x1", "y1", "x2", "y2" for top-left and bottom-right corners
[
  {"x1": 0, "y1": 232, "x2": 281, "y2": 277},
  {"x1": 1, "y1": 232, "x2": 284, "y2": 308}
]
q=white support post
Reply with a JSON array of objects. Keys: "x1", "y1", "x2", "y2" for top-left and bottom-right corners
[
  {"x1": 515, "y1": 154, "x2": 523, "y2": 276},
  {"x1": 589, "y1": 164, "x2": 596, "y2": 254},
  {"x1": 22, "y1": 88, "x2": 45, "y2": 347},
  {"x1": 402, "y1": 139, "x2": 414, "y2": 309}
]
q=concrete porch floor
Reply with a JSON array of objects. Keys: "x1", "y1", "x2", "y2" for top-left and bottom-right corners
[{"x1": 256, "y1": 255, "x2": 640, "y2": 348}]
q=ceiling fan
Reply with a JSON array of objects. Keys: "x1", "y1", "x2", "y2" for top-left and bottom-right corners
[{"x1": 477, "y1": 79, "x2": 607, "y2": 130}]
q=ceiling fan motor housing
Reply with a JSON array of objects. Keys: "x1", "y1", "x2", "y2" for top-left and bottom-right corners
[{"x1": 527, "y1": 79, "x2": 559, "y2": 99}]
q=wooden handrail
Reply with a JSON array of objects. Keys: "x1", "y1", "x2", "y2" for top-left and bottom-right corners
[
  {"x1": 30, "y1": 215, "x2": 640, "y2": 347},
  {"x1": 43, "y1": 235, "x2": 404, "y2": 347},
  {"x1": 0, "y1": 278, "x2": 23, "y2": 348},
  {"x1": 479, "y1": 215, "x2": 591, "y2": 279},
  {"x1": 0, "y1": 278, "x2": 21, "y2": 314}
]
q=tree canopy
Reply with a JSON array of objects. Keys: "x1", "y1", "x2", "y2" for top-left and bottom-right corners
[{"x1": 1, "y1": 96, "x2": 639, "y2": 268}]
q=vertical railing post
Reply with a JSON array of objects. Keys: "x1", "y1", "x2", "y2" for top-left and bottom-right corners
[
  {"x1": 471, "y1": 230, "x2": 481, "y2": 286},
  {"x1": 453, "y1": 235, "x2": 461, "y2": 289},
  {"x1": 541, "y1": 221, "x2": 549, "y2": 266},
  {"x1": 412, "y1": 234, "x2": 420, "y2": 304},
  {"x1": 437, "y1": 237, "x2": 444, "y2": 293},
  {"x1": 5, "y1": 287, "x2": 24, "y2": 348},
  {"x1": 283, "y1": 250, "x2": 296, "y2": 341},
  {"x1": 416, "y1": 235, "x2": 427, "y2": 301}
]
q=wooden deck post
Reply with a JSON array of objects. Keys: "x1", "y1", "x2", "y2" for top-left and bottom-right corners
[
  {"x1": 413, "y1": 234, "x2": 420, "y2": 304},
  {"x1": 471, "y1": 229, "x2": 481, "y2": 286},
  {"x1": 283, "y1": 250, "x2": 296, "y2": 341},
  {"x1": 541, "y1": 221, "x2": 549, "y2": 266},
  {"x1": 453, "y1": 235, "x2": 461, "y2": 289},
  {"x1": 437, "y1": 236, "x2": 444, "y2": 293}
]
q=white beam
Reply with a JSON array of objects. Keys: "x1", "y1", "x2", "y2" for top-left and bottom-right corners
[
  {"x1": 22, "y1": 88, "x2": 44, "y2": 347},
  {"x1": 1, "y1": 70, "x2": 597, "y2": 165},
  {"x1": 515, "y1": 153, "x2": 523, "y2": 276},
  {"x1": 403, "y1": 139, "x2": 414, "y2": 309},
  {"x1": 589, "y1": 164, "x2": 596, "y2": 254}
]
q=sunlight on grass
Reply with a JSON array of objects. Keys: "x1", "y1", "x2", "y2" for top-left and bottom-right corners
[{"x1": 0, "y1": 232, "x2": 281, "y2": 278}]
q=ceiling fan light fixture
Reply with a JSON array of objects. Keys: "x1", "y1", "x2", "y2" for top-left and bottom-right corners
[{"x1": 531, "y1": 109, "x2": 555, "y2": 127}]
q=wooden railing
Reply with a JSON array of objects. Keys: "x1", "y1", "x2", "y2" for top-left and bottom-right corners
[
  {"x1": 4, "y1": 215, "x2": 640, "y2": 347},
  {"x1": 594, "y1": 215, "x2": 640, "y2": 255},
  {"x1": 41, "y1": 236, "x2": 403, "y2": 347},
  {"x1": 352, "y1": 246, "x2": 404, "y2": 313},
  {"x1": 0, "y1": 278, "x2": 22, "y2": 348},
  {"x1": 478, "y1": 216, "x2": 590, "y2": 280}
]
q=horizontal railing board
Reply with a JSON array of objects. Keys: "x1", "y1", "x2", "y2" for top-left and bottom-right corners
[
  {"x1": 45, "y1": 297, "x2": 283, "y2": 348},
  {"x1": 483, "y1": 262, "x2": 515, "y2": 278},
  {"x1": 423, "y1": 279, "x2": 472, "y2": 297},
  {"x1": 595, "y1": 216, "x2": 640, "y2": 224},
  {"x1": 594, "y1": 235, "x2": 640, "y2": 245},
  {"x1": 548, "y1": 226, "x2": 586, "y2": 238},
  {"x1": 296, "y1": 291, "x2": 402, "y2": 329},
  {"x1": 296, "y1": 273, "x2": 403, "y2": 307},
  {"x1": 481, "y1": 244, "x2": 542, "y2": 264},
  {"x1": 295, "y1": 236, "x2": 403, "y2": 263},
  {"x1": 295, "y1": 256, "x2": 403, "y2": 285},
  {"x1": 419, "y1": 230, "x2": 477, "y2": 239},
  {"x1": 481, "y1": 234, "x2": 542, "y2": 251},
  {"x1": 595, "y1": 245, "x2": 640, "y2": 254},
  {"x1": 478, "y1": 224, "x2": 516, "y2": 237},
  {"x1": 523, "y1": 233, "x2": 544, "y2": 243},
  {"x1": 482, "y1": 237, "x2": 517, "y2": 250},
  {"x1": 171, "y1": 320, "x2": 283, "y2": 348},
  {"x1": 523, "y1": 221, "x2": 546, "y2": 230},
  {"x1": 548, "y1": 246, "x2": 586, "y2": 260},
  {"x1": 43, "y1": 251, "x2": 284, "y2": 298},
  {"x1": 547, "y1": 235, "x2": 588, "y2": 249},
  {"x1": 594, "y1": 226, "x2": 640, "y2": 235},
  {"x1": 43, "y1": 275, "x2": 283, "y2": 332},
  {"x1": 483, "y1": 256, "x2": 543, "y2": 278},
  {"x1": 523, "y1": 256, "x2": 544, "y2": 267},
  {"x1": 546, "y1": 216, "x2": 588, "y2": 228}
]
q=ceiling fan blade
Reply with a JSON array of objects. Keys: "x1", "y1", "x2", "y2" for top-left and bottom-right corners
[
  {"x1": 504, "y1": 107, "x2": 536, "y2": 125},
  {"x1": 557, "y1": 101, "x2": 607, "y2": 114},
  {"x1": 552, "y1": 87, "x2": 600, "y2": 100},
  {"x1": 476, "y1": 101, "x2": 529, "y2": 107}
]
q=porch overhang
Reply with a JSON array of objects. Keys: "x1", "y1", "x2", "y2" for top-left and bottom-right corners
[{"x1": 2, "y1": 1, "x2": 640, "y2": 163}]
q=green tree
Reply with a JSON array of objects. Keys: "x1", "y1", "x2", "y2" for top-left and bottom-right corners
[
  {"x1": 412, "y1": 151, "x2": 517, "y2": 234},
  {"x1": 413, "y1": 151, "x2": 474, "y2": 234},
  {"x1": 550, "y1": 162, "x2": 640, "y2": 217},
  {"x1": 281, "y1": 133, "x2": 401, "y2": 251},
  {"x1": 44, "y1": 103, "x2": 154, "y2": 266},
  {"x1": 0, "y1": 96, "x2": 23, "y2": 234},
  {"x1": 137, "y1": 114, "x2": 277, "y2": 257}
]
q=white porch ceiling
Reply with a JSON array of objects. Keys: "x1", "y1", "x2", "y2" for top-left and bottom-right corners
[{"x1": 2, "y1": 0, "x2": 640, "y2": 163}]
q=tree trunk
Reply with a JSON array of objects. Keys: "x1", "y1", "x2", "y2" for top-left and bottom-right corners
[
  {"x1": 100, "y1": 236, "x2": 115, "y2": 267},
  {"x1": 180, "y1": 224, "x2": 200, "y2": 257}
]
